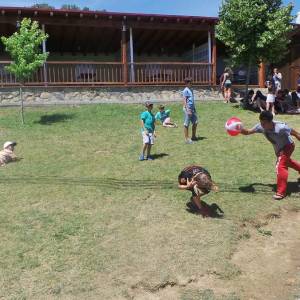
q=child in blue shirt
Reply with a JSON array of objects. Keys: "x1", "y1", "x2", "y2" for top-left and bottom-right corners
[
  {"x1": 155, "y1": 105, "x2": 177, "y2": 128},
  {"x1": 139, "y1": 101, "x2": 156, "y2": 161}
]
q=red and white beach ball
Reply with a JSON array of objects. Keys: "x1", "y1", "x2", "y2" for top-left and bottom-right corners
[{"x1": 225, "y1": 117, "x2": 242, "y2": 136}]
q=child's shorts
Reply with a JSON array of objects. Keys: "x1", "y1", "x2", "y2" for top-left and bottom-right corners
[
  {"x1": 162, "y1": 117, "x2": 171, "y2": 126},
  {"x1": 183, "y1": 108, "x2": 198, "y2": 127},
  {"x1": 142, "y1": 132, "x2": 155, "y2": 145}
]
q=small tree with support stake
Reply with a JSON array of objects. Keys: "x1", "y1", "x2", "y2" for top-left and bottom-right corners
[
  {"x1": 1, "y1": 18, "x2": 48, "y2": 124},
  {"x1": 216, "y1": 0, "x2": 293, "y2": 108}
]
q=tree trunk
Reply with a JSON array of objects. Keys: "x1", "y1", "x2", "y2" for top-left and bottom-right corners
[
  {"x1": 19, "y1": 85, "x2": 24, "y2": 124},
  {"x1": 242, "y1": 60, "x2": 252, "y2": 109}
]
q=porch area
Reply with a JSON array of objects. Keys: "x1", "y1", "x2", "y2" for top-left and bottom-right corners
[{"x1": 0, "y1": 7, "x2": 218, "y2": 87}]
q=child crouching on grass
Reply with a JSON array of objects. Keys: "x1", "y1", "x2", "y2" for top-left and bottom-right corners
[
  {"x1": 155, "y1": 105, "x2": 177, "y2": 128},
  {"x1": 139, "y1": 101, "x2": 156, "y2": 161}
]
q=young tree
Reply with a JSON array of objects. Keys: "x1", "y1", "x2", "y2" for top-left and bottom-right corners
[
  {"x1": 216, "y1": 0, "x2": 293, "y2": 106},
  {"x1": 31, "y1": 3, "x2": 55, "y2": 9},
  {"x1": 61, "y1": 4, "x2": 80, "y2": 10},
  {"x1": 1, "y1": 18, "x2": 48, "y2": 124}
]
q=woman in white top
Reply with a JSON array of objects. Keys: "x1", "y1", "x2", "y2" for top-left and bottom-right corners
[{"x1": 266, "y1": 87, "x2": 276, "y2": 115}]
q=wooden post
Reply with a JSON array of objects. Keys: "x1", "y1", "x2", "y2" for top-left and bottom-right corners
[
  {"x1": 42, "y1": 24, "x2": 48, "y2": 86},
  {"x1": 121, "y1": 23, "x2": 128, "y2": 85},
  {"x1": 211, "y1": 30, "x2": 217, "y2": 86},
  {"x1": 258, "y1": 62, "x2": 265, "y2": 88},
  {"x1": 129, "y1": 27, "x2": 135, "y2": 82},
  {"x1": 208, "y1": 31, "x2": 212, "y2": 84}
]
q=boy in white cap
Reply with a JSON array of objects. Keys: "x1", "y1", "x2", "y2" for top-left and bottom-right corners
[{"x1": 0, "y1": 141, "x2": 18, "y2": 166}]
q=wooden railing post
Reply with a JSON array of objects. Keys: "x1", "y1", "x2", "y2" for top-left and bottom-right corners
[
  {"x1": 258, "y1": 62, "x2": 266, "y2": 88},
  {"x1": 42, "y1": 24, "x2": 48, "y2": 86},
  {"x1": 121, "y1": 23, "x2": 128, "y2": 86},
  {"x1": 211, "y1": 31, "x2": 217, "y2": 86}
]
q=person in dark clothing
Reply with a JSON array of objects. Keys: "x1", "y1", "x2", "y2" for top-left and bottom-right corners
[{"x1": 178, "y1": 165, "x2": 218, "y2": 212}]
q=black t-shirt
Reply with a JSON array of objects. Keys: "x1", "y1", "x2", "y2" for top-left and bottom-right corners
[{"x1": 178, "y1": 165, "x2": 210, "y2": 183}]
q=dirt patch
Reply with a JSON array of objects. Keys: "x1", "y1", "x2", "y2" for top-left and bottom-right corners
[
  {"x1": 129, "y1": 208, "x2": 300, "y2": 300},
  {"x1": 231, "y1": 207, "x2": 300, "y2": 300}
]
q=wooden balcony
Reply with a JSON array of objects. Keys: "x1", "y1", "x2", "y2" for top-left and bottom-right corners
[{"x1": 0, "y1": 61, "x2": 213, "y2": 87}]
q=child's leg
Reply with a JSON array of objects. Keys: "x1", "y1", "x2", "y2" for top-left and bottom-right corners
[
  {"x1": 276, "y1": 144, "x2": 296, "y2": 196},
  {"x1": 192, "y1": 195, "x2": 202, "y2": 210},
  {"x1": 146, "y1": 144, "x2": 152, "y2": 158},
  {"x1": 184, "y1": 126, "x2": 189, "y2": 140},
  {"x1": 271, "y1": 103, "x2": 275, "y2": 115},
  {"x1": 266, "y1": 102, "x2": 270, "y2": 111},
  {"x1": 192, "y1": 123, "x2": 197, "y2": 139},
  {"x1": 228, "y1": 87, "x2": 232, "y2": 101},
  {"x1": 141, "y1": 143, "x2": 148, "y2": 157}
]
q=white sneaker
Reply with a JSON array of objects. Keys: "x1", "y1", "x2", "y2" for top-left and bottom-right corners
[{"x1": 185, "y1": 139, "x2": 193, "y2": 144}]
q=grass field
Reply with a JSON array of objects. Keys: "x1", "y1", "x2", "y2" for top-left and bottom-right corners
[{"x1": 0, "y1": 102, "x2": 299, "y2": 299}]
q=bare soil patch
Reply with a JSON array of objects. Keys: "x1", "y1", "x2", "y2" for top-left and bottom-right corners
[{"x1": 130, "y1": 207, "x2": 300, "y2": 300}]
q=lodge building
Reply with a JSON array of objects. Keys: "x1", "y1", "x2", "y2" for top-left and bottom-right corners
[{"x1": 0, "y1": 6, "x2": 299, "y2": 89}]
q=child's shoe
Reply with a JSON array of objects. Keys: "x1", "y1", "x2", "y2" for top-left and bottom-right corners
[
  {"x1": 146, "y1": 156, "x2": 154, "y2": 161},
  {"x1": 272, "y1": 193, "x2": 285, "y2": 200},
  {"x1": 139, "y1": 155, "x2": 145, "y2": 161}
]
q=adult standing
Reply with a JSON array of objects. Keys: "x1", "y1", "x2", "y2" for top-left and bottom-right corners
[
  {"x1": 221, "y1": 67, "x2": 233, "y2": 103},
  {"x1": 182, "y1": 78, "x2": 198, "y2": 144},
  {"x1": 272, "y1": 68, "x2": 282, "y2": 93}
]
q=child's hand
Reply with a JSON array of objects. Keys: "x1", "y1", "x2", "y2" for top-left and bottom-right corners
[
  {"x1": 236, "y1": 123, "x2": 243, "y2": 131},
  {"x1": 187, "y1": 179, "x2": 195, "y2": 188}
]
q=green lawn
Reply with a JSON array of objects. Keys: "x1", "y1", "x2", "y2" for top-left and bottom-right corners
[{"x1": 0, "y1": 102, "x2": 299, "y2": 299}]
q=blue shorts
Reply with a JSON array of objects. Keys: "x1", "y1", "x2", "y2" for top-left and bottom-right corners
[{"x1": 183, "y1": 108, "x2": 198, "y2": 127}]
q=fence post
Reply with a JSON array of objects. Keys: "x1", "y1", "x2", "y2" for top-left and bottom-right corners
[{"x1": 121, "y1": 23, "x2": 128, "y2": 86}]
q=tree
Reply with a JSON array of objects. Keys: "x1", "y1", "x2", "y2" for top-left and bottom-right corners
[
  {"x1": 31, "y1": 3, "x2": 55, "y2": 9},
  {"x1": 61, "y1": 4, "x2": 80, "y2": 10},
  {"x1": 1, "y1": 18, "x2": 48, "y2": 124},
  {"x1": 216, "y1": 0, "x2": 293, "y2": 106}
]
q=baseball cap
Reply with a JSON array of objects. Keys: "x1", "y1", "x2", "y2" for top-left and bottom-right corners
[
  {"x1": 3, "y1": 141, "x2": 17, "y2": 149},
  {"x1": 145, "y1": 101, "x2": 153, "y2": 107}
]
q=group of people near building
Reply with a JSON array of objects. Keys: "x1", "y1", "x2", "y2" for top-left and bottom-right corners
[{"x1": 221, "y1": 67, "x2": 300, "y2": 114}]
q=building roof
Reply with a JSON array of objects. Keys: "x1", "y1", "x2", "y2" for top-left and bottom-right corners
[{"x1": 0, "y1": 6, "x2": 218, "y2": 25}]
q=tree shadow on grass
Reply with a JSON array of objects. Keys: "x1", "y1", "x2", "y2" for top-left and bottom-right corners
[
  {"x1": 36, "y1": 113, "x2": 75, "y2": 125},
  {"x1": 239, "y1": 182, "x2": 300, "y2": 197},
  {"x1": 186, "y1": 199, "x2": 224, "y2": 218}
]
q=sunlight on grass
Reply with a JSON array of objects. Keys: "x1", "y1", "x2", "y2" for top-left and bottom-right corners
[{"x1": 0, "y1": 102, "x2": 299, "y2": 299}]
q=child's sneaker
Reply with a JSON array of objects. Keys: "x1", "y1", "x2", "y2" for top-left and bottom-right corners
[
  {"x1": 273, "y1": 193, "x2": 285, "y2": 200},
  {"x1": 185, "y1": 139, "x2": 193, "y2": 144},
  {"x1": 146, "y1": 156, "x2": 154, "y2": 161},
  {"x1": 139, "y1": 155, "x2": 145, "y2": 161}
]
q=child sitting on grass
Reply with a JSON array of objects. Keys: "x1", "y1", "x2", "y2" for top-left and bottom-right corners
[
  {"x1": 155, "y1": 105, "x2": 177, "y2": 128},
  {"x1": 0, "y1": 141, "x2": 18, "y2": 166}
]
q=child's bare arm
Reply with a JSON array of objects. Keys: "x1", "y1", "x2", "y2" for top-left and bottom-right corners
[
  {"x1": 236, "y1": 124, "x2": 256, "y2": 135},
  {"x1": 291, "y1": 129, "x2": 300, "y2": 141}
]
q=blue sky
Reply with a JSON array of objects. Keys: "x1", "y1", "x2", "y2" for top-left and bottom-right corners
[{"x1": 0, "y1": 0, "x2": 299, "y2": 17}]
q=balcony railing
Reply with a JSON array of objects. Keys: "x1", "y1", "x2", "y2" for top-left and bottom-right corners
[{"x1": 0, "y1": 61, "x2": 213, "y2": 86}]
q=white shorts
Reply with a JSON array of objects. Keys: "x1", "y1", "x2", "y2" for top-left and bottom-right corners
[
  {"x1": 266, "y1": 94, "x2": 275, "y2": 103},
  {"x1": 142, "y1": 132, "x2": 155, "y2": 145},
  {"x1": 162, "y1": 117, "x2": 171, "y2": 126}
]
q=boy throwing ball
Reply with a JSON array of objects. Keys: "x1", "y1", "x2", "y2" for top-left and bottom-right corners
[{"x1": 238, "y1": 111, "x2": 300, "y2": 200}]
